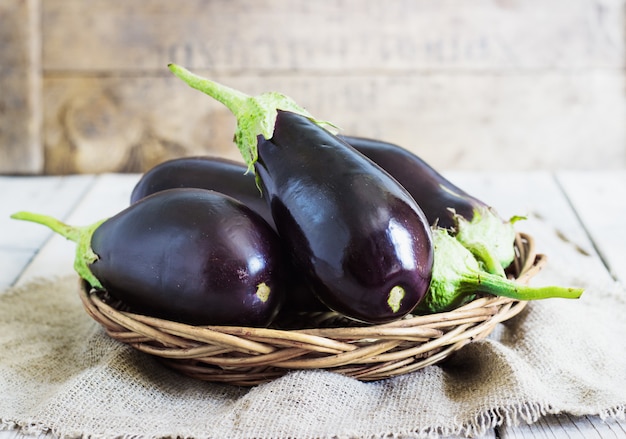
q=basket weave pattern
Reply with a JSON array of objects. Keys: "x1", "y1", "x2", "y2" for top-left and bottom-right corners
[{"x1": 79, "y1": 232, "x2": 544, "y2": 386}]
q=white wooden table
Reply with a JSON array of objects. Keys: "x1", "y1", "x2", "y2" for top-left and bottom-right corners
[{"x1": 0, "y1": 171, "x2": 624, "y2": 439}]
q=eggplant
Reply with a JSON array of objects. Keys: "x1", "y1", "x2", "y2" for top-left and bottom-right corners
[
  {"x1": 254, "y1": 112, "x2": 434, "y2": 323},
  {"x1": 341, "y1": 135, "x2": 523, "y2": 277},
  {"x1": 169, "y1": 64, "x2": 434, "y2": 324},
  {"x1": 339, "y1": 136, "x2": 480, "y2": 229},
  {"x1": 129, "y1": 156, "x2": 329, "y2": 314},
  {"x1": 11, "y1": 188, "x2": 286, "y2": 327},
  {"x1": 130, "y1": 156, "x2": 275, "y2": 228}
]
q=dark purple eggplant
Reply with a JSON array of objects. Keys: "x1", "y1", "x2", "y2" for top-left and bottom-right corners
[
  {"x1": 168, "y1": 64, "x2": 434, "y2": 324},
  {"x1": 339, "y1": 136, "x2": 479, "y2": 229},
  {"x1": 253, "y1": 113, "x2": 434, "y2": 323},
  {"x1": 11, "y1": 188, "x2": 286, "y2": 327},
  {"x1": 341, "y1": 135, "x2": 523, "y2": 277},
  {"x1": 130, "y1": 156, "x2": 275, "y2": 228},
  {"x1": 129, "y1": 156, "x2": 330, "y2": 314}
]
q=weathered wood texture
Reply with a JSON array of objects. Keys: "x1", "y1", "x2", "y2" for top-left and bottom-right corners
[
  {"x1": 41, "y1": 0, "x2": 626, "y2": 71},
  {"x1": 0, "y1": 0, "x2": 42, "y2": 174},
  {"x1": 557, "y1": 170, "x2": 626, "y2": 283},
  {"x1": 2, "y1": 0, "x2": 626, "y2": 174}
]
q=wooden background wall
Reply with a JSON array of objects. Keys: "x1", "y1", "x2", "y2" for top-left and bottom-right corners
[{"x1": 1, "y1": 0, "x2": 625, "y2": 175}]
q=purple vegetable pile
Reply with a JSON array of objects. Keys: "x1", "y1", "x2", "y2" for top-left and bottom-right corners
[{"x1": 10, "y1": 65, "x2": 584, "y2": 328}]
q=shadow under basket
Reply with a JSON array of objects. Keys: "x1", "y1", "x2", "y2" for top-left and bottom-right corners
[{"x1": 79, "y1": 232, "x2": 545, "y2": 386}]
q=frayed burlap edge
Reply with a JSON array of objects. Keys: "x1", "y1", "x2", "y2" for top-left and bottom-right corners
[{"x1": 2, "y1": 402, "x2": 625, "y2": 439}]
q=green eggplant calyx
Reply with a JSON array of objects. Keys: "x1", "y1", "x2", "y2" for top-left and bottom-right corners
[
  {"x1": 454, "y1": 206, "x2": 525, "y2": 277},
  {"x1": 10, "y1": 211, "x2": 105, "y2": 289},
  {"x1": 167, "y1": 63, "x2": 338, "y2": 173},
  {"x1": 415, "y1": 228, "x2": 584, "y2": 314}
]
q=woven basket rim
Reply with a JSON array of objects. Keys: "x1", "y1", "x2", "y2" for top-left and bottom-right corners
[{"x1": 79, "y1": 232, "x2": 545, "y2": 386}]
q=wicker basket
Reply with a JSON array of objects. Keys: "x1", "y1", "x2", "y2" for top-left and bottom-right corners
[{"x1": 79, "y1": 232, "x2": 545, "y2": 386}]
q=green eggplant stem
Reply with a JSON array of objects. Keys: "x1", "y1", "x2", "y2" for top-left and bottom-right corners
[
  {"x1": 167, "y1": 63, "x2": 337, "y2": 173},
  {"x1": 456, "y1": 271, "x2": 584, "y2": 301},
  {"x1": 10, "y1": 211, "x2": 105, "y2": 289},
  {"x1": 167, "y1": 65, "x2": 249, "y2": 115},
  {"x1": 11, "y1": 211, "x2": 82, "y2": 243}
]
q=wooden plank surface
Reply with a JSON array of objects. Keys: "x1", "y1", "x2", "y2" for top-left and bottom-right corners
[
  {"x1": 556, "y1": 170, "x2": 626, "y2": 283},
  {"x1": 42, "y1": 70, "x2": 626, "y2": 174},
  {"x1": 41, "y1": 0, "x2": 625, "y2": 72},
  {"x1": 0, "y1": 0, "x2": 42, "y2": 174},
  {"x1": 500, "y1": 413, "x2": 626, "y2": 438},
  {"x1": 42, "y1": 0, "x2": 626, "y2": 173},
  {"x1": 4, "y1": 0, "x2": 626, "y2": 174}
]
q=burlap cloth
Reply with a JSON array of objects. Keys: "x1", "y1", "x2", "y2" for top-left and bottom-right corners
[{"x1": 1, "y1": 267, "x2": 625, "y2": 439}]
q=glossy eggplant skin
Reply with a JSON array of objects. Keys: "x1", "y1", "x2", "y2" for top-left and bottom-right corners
[
  {"x1": 130, "y1": 139, "x2": 485, "y2": 233},
  {"x1": 340, "y1": 135, "x2": 486, "y2": 229},
  {"x1": 130, "y1": 156, "x2": 329, "y2": 313},
  {"x1": 89, "y1": 188, "x2": 286, "y2": 327},
  {"x1": 130, "y1": 156, "x2": 275, "y2": 228},
  {"x1": 254, "y1": 110, "x2": 433, "y2": 324}
]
